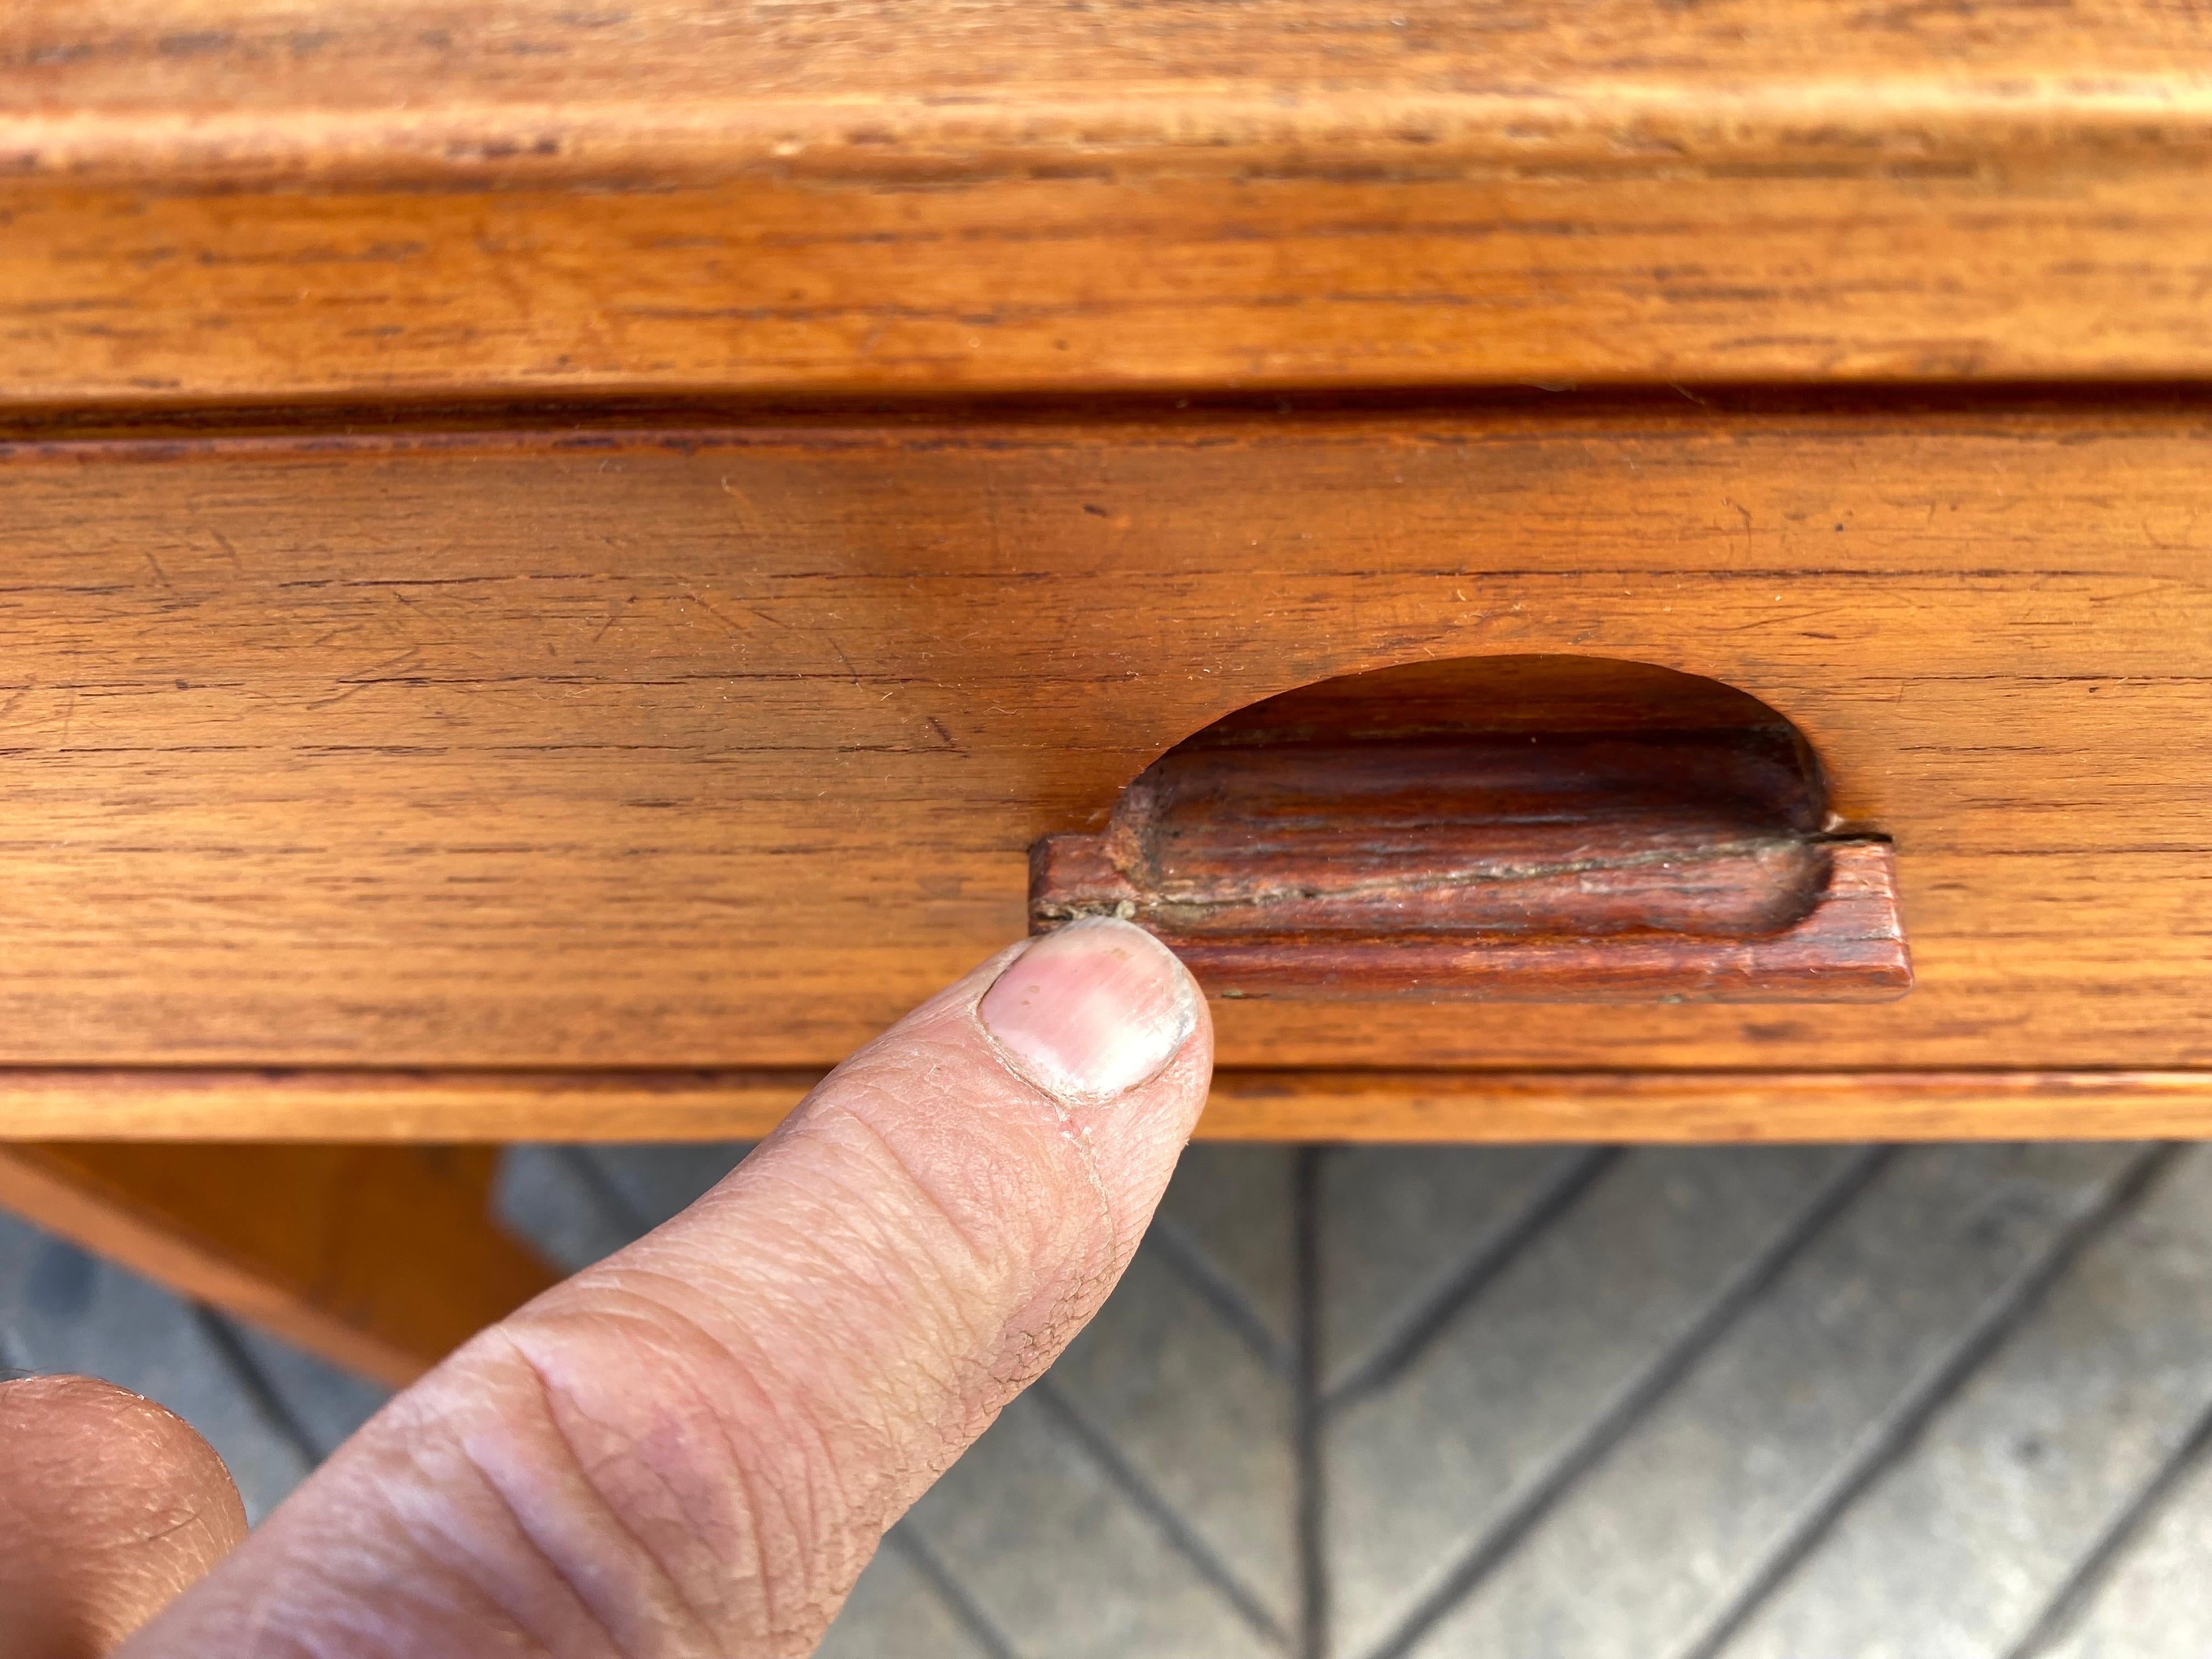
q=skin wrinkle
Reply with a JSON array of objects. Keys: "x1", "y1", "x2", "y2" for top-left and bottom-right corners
[
  {"x1": 734, "y1": 1267, "x2": 1013, "y2": 1556},
  {"x1": 237, "y1": 1425, "x2": 564, "y2": 1659},
  {"x1": 474, "y1": 1333, "x2": 725, "y2": 1657},
  {"x1": 690, "y1": 1344, "x2": 792, "y2": 1637},
  {"x1": 768, "y1": 1043, "x2": 1128, "y2": 1423},
  {"x1": 353, "y1": 1451, "x2": 558, "y2": 1654},
  {"x1": 425, "y1": 1440, "x2": 633, "y2": 1659},
  {"x1": 531, "y1": 1299, "x2": 852, "y2": 1658},
  {"x1": 947, "y1": 1015, "x2": 1138, "y2": 1326},
  {"x1": 529, "y1": 1336, "x2": 801, "y2": 1649},
  {"x1": 481, "y1": 1313, "x2": 791, "y2": 1651},
  {"x1": 636, "y1": 1268, "x2": 968, "y2": 1467},
  {"x1": 505, "y1": 1289, "x2": 832, "y2": 1638},
  {"x1": 633, "y1": 1176, "x2": 1006, "y2": 1468},
  {"x1": 781, "y1": 1129, "x2": 1002, "y2": 1333},
  {"x1": 818, "y1": 1082, "x2": 1012, "y2": 1283},
  {"x1": 366, "y1": 1412, "x2": 592, "y2": 1659},
  {"x1": 720, "y1": 1442, "x2": 781, "y2": 1653},
  {"x1": 546, "y1": 1257, "x2": 842, "y2": 1449},
  {"x1": 236, "y1": 1499, "x2": 539, "y2": 1659},
  {"x1": 816, "y1": 1097, "x2": 1027, "y2": 1348},
  {"x1": 724, "y1": 1432, "x2": 823, "y2": 1655},
  {"x1": 719, "y1": 1106, "x2": 1027, "y2": 1322},
  {"x1": 390, "y1": 1377, "x2": 657, "y2": 1659},
  {"x1": 227, "y1": 1537, "x2": 365, "y2": 1659},
  {"x1": 505, "y1": 1259, "x2": 958, "y2": 1645},
  {"x1": 284, "y1": 1583, "x2": 516, "y2": 1659}
]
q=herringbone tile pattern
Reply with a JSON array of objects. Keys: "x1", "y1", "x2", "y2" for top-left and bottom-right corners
[{"x1": 6, "y1": 1141, "x2": 2212, "y2": 1658}]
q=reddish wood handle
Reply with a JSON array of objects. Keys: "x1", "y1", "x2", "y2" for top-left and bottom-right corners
[
  {"x1": 1027, "y1": 668, "x2": 1911, "y2": 1003},
  {"x1": 1031, "y1": 831, "x2": 1908, "y2": 1003}
]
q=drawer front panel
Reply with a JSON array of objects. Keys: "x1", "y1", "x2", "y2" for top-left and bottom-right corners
[{"x1": 1, "y1": 404, "x2": 2206, "y2": 1070}]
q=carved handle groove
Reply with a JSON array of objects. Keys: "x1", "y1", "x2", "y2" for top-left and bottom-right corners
[{"x1": 1028, "y1": 659, "x2": 1911, "y2": 1003}]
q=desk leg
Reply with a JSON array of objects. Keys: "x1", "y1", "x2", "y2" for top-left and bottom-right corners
[{"x1": 0, "y1": 1144, "x2": 558, "y2": 1387}]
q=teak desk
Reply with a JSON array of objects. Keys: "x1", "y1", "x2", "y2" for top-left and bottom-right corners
[{"x1": 2, "y1": 0, "x2": 2209, "y2": 1381}]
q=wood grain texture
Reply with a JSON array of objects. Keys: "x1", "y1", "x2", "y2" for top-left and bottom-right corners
[
  {"x1": 2, "y1": 1068, "x2": 2209, "y2": 1144},
  {"x1": 4, "y1": 2, "x2": 2211, "y2": 401},
  {"x1": 1030, "y1": 654, "x2": 1910, "y2": 1000},
  {"x1": 1101, "y1": 844, "x2": 1911, "y2": 1002},
  {"x1": 0, "y1": 399, "x2": 2205, "y2": 1079},
  {"x1": 0, "y1": 1141, "x2": 556, "y2": 1381}
]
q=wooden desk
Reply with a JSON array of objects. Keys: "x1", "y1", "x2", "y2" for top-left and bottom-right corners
[{"x1": 3, "y1": 0, "x2": 2208, "y2": 1378}]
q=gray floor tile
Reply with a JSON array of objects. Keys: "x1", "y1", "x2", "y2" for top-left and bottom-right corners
[
  {"x1": 1043, "y1": 1240, "x2": 1298, "y2": 1627},
  {"x1": 1713, "y1": 1144, "x2": 2212, "y2": 1659},
  {"x1": 11, "y1": 1138, "x2": 2212, "y2": 1659},
  {"x1": 1154, "y1": 1142, "x2": 1299, "y2": 1353},
  {"x1": 1320, "y1": 1144, "x2": 1601, "y2": 1394},
  {"x1": 902, "y1": 1389, "x2": 1288, "y2": 1659},
  {"x1": 580, "y1": 1142, "x2": 755, "y2": 1231},
  {"x1": 1324, "y1": 1144, "x2": 1858, "y2": 1659},
  {"x1": 1398, "y1": 1142, "x2": 2147, "y2": 1659},
  {"x1": 496, "y1": 1142, "x2": 754, "y2": 1270},
  {"x1": 2033, "y1": 1426, "x2": 2212, "y2": 1659},
  {"x1": 0, "y1": 1214, "x2": 313, "y2": 1522},
  {"x1": 495, "y1": 1143, "x2": 644, "y2": 1269},
  {"x1": 816, "y1": 1531, "x2": 1001, "y2": 1659},
  {"x1": 222, "y1": 1322, "x2": 392, "y2": 1461}
]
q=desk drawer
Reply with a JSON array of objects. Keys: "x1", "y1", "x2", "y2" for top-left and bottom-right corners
[{"x1": 2, "y1": 400, "x2": 2207, "y2": 1083}]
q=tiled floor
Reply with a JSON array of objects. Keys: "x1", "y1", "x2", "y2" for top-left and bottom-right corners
[{"x1": 6, "y1": 1141, "x2": 2212, "y2": 1658}]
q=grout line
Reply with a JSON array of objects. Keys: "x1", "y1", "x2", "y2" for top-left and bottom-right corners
[
  {"x1": 1999, "y1": 1315, "x2": 2212, "y2": 1657},
  {"x1": 1145, "y1": 1212, "x2": 1296, "y2": 1379},
  {"x1": 1669, "y1": 1142, "x2": 2182, "y2": 1659},
  {"x1": 1028, "y1": 1376, "x2": 1293, "y2": 1652},
  {"x1": 884, "y1": 1522, "x2": 1028, "y2": 1659},
  {"x1": 1293, "y1": 1145, "x2": 1328, "y2": 1659},
  {"x1": 1321, "y1": 1147, "x2": 1619, "y2": 1413},
  {"x1": 1358, "y1": 1144, "x2": 1893, "y2": 1659},
  {"x1": 551, "y1": 1145, "x2": 657, "y2": 1242},
  {"x1": 190, "y1": 1304, "x2": 325, "y2": 1469}
]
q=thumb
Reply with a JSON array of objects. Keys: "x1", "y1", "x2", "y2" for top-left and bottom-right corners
[{"x1": 124, "y1": 917, "x2": 1211, "y2": 1659}]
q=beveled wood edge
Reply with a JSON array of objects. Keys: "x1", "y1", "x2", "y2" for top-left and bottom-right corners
[
  {"x1": 0, "y1": 1148, "x2": 420, "y2": 1381},
  {"x1": 0, "y1": 1143, "x2": 558, "y2": 1384},
  {"x1": 10, "y1": 85, "x2": 2210, "y2": 190},
  {"x1": 0, "y1": 1068, "x2": 2204, "y2": 1143},
  {"x1": 1033, "y1": 839, "x2": 1911, "y2": 1003}
]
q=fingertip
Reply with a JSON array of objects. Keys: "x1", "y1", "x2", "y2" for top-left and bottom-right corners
[
  {"x1": 0, "y1": 1375, "x2": 246, "y2": 1657},
  {"x1": 0, "y1": 1375, "x2": 248, "y2": 1547},
  {"x1": 977, "y1": 917, "x2": 1207, "y2": 1107}
]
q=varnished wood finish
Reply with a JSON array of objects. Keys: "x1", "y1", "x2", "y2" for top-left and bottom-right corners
[
  {"x1": 0, "y1": 1141, "x2": 557, "y2": 1382},
  {"x1": 1030, "y1": 655, "x2": 1909, "y2": 1000},
  {"x1": 4, "y1": 3, "x2": 2212, "y2": 402},
  {"x1": 0, "y1": 400, "x2": 2203, "y2": 1091},
  {"x1": 1203, "y1": 1070, "x2": 2212, "y2": 1143},
  {"x1": 0, "y1": 1070, "x2": 828, "y2": 1142},
  {"x1": 1062, "y1": 844, "x2": 1911, "y2": 1002},
  {"x1": 2, "y1": 1068, "x2": 2210, "y2": 1145},
  {"x1": 9, "y1": 2, "x2": 2205, "y2": 1381}
]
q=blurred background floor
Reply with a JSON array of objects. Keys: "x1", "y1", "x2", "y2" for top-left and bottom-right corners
[{"x1": 7, "y1": 1140, "x2": 2212, "y2": 1659}]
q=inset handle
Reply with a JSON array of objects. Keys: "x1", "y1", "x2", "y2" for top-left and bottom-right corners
[{"x1": 1028, "y1": 657, "x2": 1910, "y2": 1003}]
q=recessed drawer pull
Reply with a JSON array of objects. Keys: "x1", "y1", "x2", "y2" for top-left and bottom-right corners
[{"x1": 1030, "y1": 656, "x2": 1911, "y2": 1003}]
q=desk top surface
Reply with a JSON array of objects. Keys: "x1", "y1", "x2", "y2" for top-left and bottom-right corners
[{"x1": 5, "y1": 1, "x2": 2212, "y2": 404}]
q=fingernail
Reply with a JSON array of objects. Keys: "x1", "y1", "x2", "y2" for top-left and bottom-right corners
[{"x1": 979, "y1": 917, "x2": 1199, "y2": 1104}]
